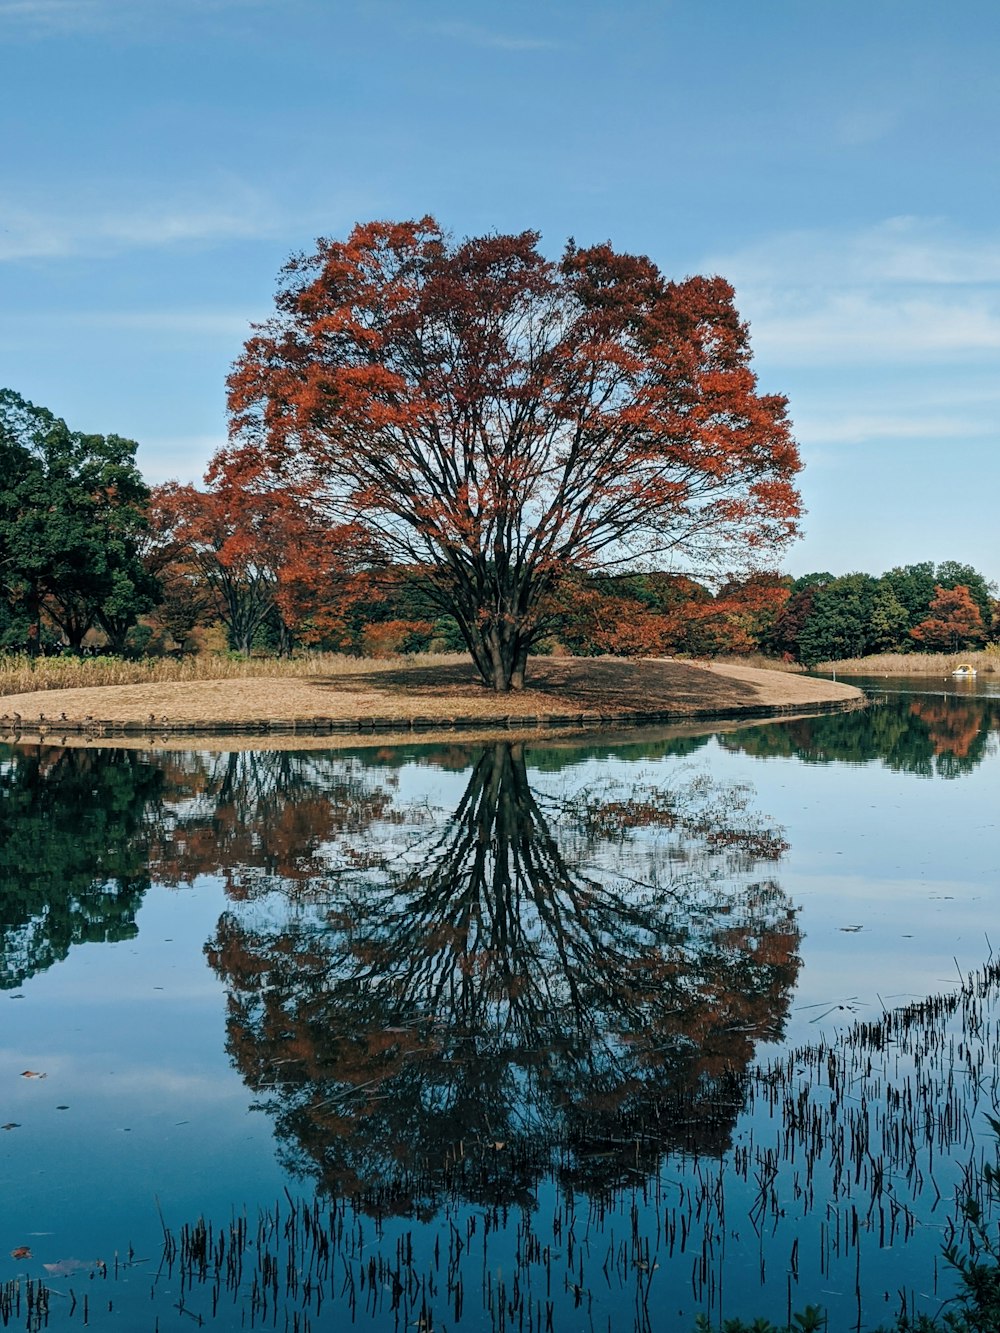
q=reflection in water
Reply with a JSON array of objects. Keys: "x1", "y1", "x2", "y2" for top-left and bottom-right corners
[
  {"x1": 205, "y1": 743, "x2": 800, "y2": 1204},
  {"x1": 2, "y1": 706, "x2": 998, "y2": 1330},
  {"x1": 0, "y1": 746, "x2": 164, "y2": 988},
  {"x1": 721, "y1": 691, "x2": 999, "y2": 777},
  {"x1": 146, "y1": 749, "x2": 399, "y2": 895}
]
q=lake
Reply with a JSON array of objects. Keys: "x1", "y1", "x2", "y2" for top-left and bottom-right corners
[{"x1": 1, "y1": 679, "x2": 998, "y2": 1331}]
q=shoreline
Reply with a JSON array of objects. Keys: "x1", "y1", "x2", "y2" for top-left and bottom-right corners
[{"x1": 0, "y1": 656, "x2": 864, "y2": 749}]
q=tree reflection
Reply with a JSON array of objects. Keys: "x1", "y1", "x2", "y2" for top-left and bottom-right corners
[
  {"x1": 720, "y1": 693, "x2": 998, "y2": 777},
  {"x1": 0, "y1": 745, "x2": 164, "y2": 988},
  {"x1": 207, "y1": 743, "x2": 800, "y2": 1205},
  {"x1": 146, "y1": 749, "x2": 398, "y2": 895}
]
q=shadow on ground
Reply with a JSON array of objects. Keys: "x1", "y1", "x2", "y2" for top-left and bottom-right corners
[{"x1": 325, "y1": 658, "x2": 763, "y2": 713}]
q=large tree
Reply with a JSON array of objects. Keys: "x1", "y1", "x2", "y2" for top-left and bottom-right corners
[{"x1": 224, "y1": 219, "x2": 801, "y2": 691}]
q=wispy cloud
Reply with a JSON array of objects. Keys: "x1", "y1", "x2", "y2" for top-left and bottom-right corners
[
  {"x1": 703, "y1": 218, "x2": 1000, "y2": 367},
  {"x1": 0, "y1": 0, "x2": 275, "y2": 36},
  {"x1": 708, "y1": 217, "x2": 1000, "y2": 289},
  {"x1": 794, "y1": 407, "x2": 998, "y2": 447},
  {"x1": 432, "y1": 20, "x2": 560, "y2": 52},
  {"x1": 0, "y1": 0, "x2": 104, "y2": 32},
  {"x1": 0, "y1": 190, "x2": 285, "y2": 261},
  {"x1": 749, "y1": 292, "x2": 1000, "y2": 365}
]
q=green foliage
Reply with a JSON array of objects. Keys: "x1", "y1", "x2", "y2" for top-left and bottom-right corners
[
  {"x1": 692, "y1": 1308, "x2": 826, "y2": 1332},
  {"x1": 0, "y1": 746, "x2": 164, "y2": 988},
  {"x1": 782, "y1": 564, "x2": 997, "y2": 664},
  {"x1": 0, "y1": 388, "x2": 158, "y2": 653},
  {"x1": 795, "y1": 572, "x2": 879, "y2": 665}
]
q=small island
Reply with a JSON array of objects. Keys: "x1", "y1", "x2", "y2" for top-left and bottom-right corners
[{"x1": 0, "y1": 654, "x2": 862, "y2": 745}]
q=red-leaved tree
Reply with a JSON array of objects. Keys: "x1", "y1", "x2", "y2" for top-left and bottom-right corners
[
  {"x1": 223, "y1": 218, "x2": 802, "y2": 690},
  {"x1": 911, "y1": 584, "x2": 986, "y2": 652}
]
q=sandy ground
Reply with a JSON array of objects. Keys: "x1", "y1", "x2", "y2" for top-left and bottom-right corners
[{"x1": 0, "y1": 657, "x2": 861, "y2": 735}]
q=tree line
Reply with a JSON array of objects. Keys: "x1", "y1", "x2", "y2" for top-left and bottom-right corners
[{"x1": 1, "y1": 386, "x2": 996, "y2": 665}]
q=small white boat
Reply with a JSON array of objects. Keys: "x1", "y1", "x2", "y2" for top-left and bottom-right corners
[{"x1": 951, "y1": 663, "x2": 977, "y2": 678}]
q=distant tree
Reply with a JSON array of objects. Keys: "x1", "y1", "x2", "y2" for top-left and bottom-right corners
[
  {"x1": 151, "y1": 480, "x2": 369, "y2": 655},
  {"x1": 881, "y1": 562, "x2": 937, "y2": 631},
  {"x1": 911, "y1": 584, "x2": 986, "y2": 652},
  {"x1": 795, "y1": 573, "x2": 879, "y2": 665},
  {"x1": 0, "y1": 389, "x2": 156, "y2": 652},
  {"x1": 762, "y1": 573, "x2": 832, "y2": 661},
  {"x1": 867, "y1": 580, "x2": 911, "y2": 652},
  {"x1": 149, "y1": 483, "x2": 274, "y2": 655},
  {"x1": 223, "y1": 218, "x2": 801, "y2": 691},
  {"x1": 882, "y1": 561, "x2": 995, "y2": 637},
  {"x1": 933, "y1": 560, "x2": 995, "y2": 628},
  {"x1": 688, "y1": 570, "x2": 790, "y2": 656}
]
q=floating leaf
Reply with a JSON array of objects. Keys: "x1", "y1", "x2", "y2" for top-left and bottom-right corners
[{"x1": 10, "y1": 1246, "x2": 31, "y2": 1260}]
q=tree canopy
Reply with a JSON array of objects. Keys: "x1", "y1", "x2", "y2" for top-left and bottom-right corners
[
  {"x1": 223, "y1": 218, "x2": 802, "y2": 690},
  {"x1": 0, "y1": 389, "x2": 157, "y2": 652}
]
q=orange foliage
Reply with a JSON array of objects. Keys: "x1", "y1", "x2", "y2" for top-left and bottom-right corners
[
  {"x1": 911, "y1": 584, "x2": 986, "y2": 651},
  {"x1": 223, "y1": 218, "x2": 801, "y2": 689},
  {"x1": 359, "y1": 618, "x2": 434, "y2": 657}
]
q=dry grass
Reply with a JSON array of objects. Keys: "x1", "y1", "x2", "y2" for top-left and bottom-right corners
[
  {"x1": 0, "y1": 651, "x2": 465, "y2": 698},
  {"x1": 702, "y1": 653, "x2": 806, "y2": 674},
  {"x1": 813, "y1": 646, "x2": 1000, "y2": 675},
  {"x1": 0, "y1": 654, "x2": 861, "y2": 733}
]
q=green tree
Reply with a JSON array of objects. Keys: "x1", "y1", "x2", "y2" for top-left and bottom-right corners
[
  {"x1": 868, "y1": 579, "x2": 911, "y2": 651},
  {"x1": 0, "y1": 746, "x2": 164, "y2": 989},
  {"x1": 0, "y1": 389, "x2": 158, "y2": 652},
  {"x1": 882, "y1": 562, "x2": 937, "y2": 630},
  {"x1": 795, "y1": 572, "x2": 879, "y2": 665}
]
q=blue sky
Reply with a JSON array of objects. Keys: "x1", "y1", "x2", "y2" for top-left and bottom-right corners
[{"x1": 2, "y1": 0, "x2": 998, "y2": 583}]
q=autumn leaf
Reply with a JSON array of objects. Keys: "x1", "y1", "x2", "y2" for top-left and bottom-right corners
[{"x1": 10, "y1": 1246, "x2": 31, "y2": 1260}]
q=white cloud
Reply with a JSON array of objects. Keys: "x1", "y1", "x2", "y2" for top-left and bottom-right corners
[
  {"x1": 701, "y1": 218, "x2": 1000, "y2": 367},
  {"x1": 0, "y1": 0, "x2": 276, "y2": 35},
  {"x1": 833, "y1": 105, "x2": 902, "y2": 148},
  {"x1": 0, "y1": 0, "x2": 103, "y2": 31},
  {"x1": 0, "y1": 194, "x2": 284, "y2": 261},
  {"x1": 432, "y1": 20, "x2": 559, "y2": 51},
  {"x1": 749, "y1": 292, "x2": 1000, "y2": 365},
  {"x1": 707, "y1": 217, "x2": 1000, "y2": 290},
  {"x1": 794, "y1": 408, "x2": 997, "y2": 447}
]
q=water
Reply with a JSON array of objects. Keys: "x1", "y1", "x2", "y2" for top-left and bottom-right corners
[{"x1": 1, "y1": 684, "x2": 998, "y2": 1331}]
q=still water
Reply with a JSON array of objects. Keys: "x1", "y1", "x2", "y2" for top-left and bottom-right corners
[{"x1": 1, "y1": 683, "x2": 998, "y2": 1331}]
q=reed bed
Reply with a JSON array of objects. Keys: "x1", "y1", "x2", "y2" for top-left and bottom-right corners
[
  {"x1": 0, "y1": 651, "x2": 469, "y2": 698},
  {"x1": 152, "y1": 954, "x2": 1000, "y2": 1331},
  {"x1": 814, "y1": 646, "x2": 1000, "y2": 676},
  {"x1": 7, "y1": 956, "x2": 999, "y2": 1330}
]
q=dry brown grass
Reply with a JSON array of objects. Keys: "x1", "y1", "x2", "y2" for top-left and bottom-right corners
[
  {"x1": 0, "y1": 653, "x2": 862, "y2": 734},
  {"x1": 813, "y1": 646, "x2": 1000, "y2": 675},
  {"x1": 702, "y1": 653, "x2": 806, "y2": 674},
  {"x1": 0, "y1": 650, "x2": 465, "y2": 698}
]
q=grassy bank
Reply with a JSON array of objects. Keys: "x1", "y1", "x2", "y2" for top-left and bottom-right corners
[
  {"x1": 814, "y1": 647, "x2": 1000, "y2": 676},
  {"x1": 0, "y1": 649, "x2": 814, "y2": 701},
  {"x1": 0, "y1": 650, "x2": 467, "y2": 698}
]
